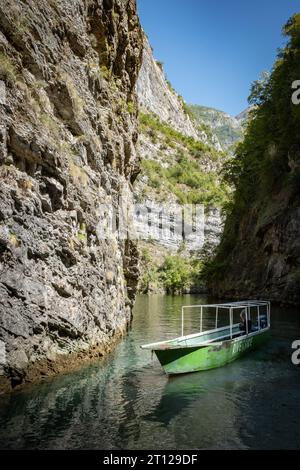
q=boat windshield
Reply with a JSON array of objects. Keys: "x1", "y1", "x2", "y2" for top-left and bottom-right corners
[{"x1": 180, "y1": 300, "x2": 271, "y2": 339}]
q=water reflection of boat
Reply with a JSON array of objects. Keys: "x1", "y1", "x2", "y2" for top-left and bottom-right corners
[
  {"x1": 145, "y1": 364, "x2": 241, "y2": 427},
  {"x1": 141, "y1": 301, "x2": 271, "y2": 375}
]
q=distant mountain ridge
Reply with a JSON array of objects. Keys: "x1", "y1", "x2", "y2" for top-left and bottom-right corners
[{"x1": 187, "y1": 104, "x2": 250, "y2": 152}]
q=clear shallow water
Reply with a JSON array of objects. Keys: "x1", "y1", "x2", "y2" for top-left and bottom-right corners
[{"x1": 0, "y1": 294, "x2": 300, "y2": 450}]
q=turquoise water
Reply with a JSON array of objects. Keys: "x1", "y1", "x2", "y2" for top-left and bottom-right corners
[{"x1": 0, "y1": 295, "x2": 299, "y2": 449}]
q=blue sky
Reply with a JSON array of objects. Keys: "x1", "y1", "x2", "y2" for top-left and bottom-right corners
[{"x1": 137, "y1": 0, "x2": 300, "y2": 116}]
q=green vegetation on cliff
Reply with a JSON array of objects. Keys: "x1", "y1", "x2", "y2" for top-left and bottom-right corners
[
  {"x1": 138, "y1": 112, "x2": 231, "y2": 207},
  {"x1": 140, "y1": 112, "x2": 210, "y2": 154},
  {"x1": 207, "y1": 14, "x2": 300, "y2": 298},
  {"x1": 139, "y1": 246, "x2": 204, "y2": 295},
  {"x1": 136, "y1": 110, "x2": 231, "y2": 294}
]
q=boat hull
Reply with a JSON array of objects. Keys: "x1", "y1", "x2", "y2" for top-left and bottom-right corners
[{"x1": 154, "y1": 329, "x2": 271, "y2": 375}]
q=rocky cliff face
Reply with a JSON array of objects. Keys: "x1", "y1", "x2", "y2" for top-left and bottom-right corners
[
  {"x1": 134, "y1": 128, "x2": 226, "y2": 255},
  {"x1": 211, "y1": 185, "x2": 300, "y2": 306},
  {"x1": 136, "y1": 35, "x2": 198, "y2": 139},
  {"x1": 136, "y1": 34, "x2": 222, "y2": 150},
  {"x1": 134, "y1": 35, "x2": 226, "y2": 261},
  {"x1": 0, "y1": 0, "x2": 143, "y2": 392}
]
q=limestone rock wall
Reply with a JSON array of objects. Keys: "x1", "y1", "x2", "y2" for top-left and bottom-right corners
[
  {"x1": 135, "y1": 35, "x2": 224, "y2": 257},
  {"x1": 211, "y1": 188, "x2": 300, "y2": 306},
  {"x1": 134, "y1": 132, "x2": 224, "y2": 255},
  {"x1": 0, "y1": 0, "x2": 143, "y2": 392},
  {"x1": 136, "y1": 34, "x2": 200, "y2": 140}
]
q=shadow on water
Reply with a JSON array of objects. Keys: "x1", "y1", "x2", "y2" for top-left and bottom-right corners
[{"x1": 0, "y1": 295, "x2": 299, "y2": 449}]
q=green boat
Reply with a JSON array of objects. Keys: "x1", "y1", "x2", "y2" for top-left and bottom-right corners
[{"x1": 141, "y1": 300, "x2": 271, "y2": 375}]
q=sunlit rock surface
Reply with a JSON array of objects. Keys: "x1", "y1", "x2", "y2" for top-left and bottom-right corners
[{"x1": 0, "y1": 0, "x2": 143, "y2": 392}]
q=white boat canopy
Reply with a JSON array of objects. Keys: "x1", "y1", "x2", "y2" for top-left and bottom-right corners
[{"x1": 180, "y1": 300, "x2": 270, "y2": 337}]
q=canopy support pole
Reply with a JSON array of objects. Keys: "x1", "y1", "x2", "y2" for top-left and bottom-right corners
[{"x1": 200, "y1": 306, "x2": 203, "y2": 333}]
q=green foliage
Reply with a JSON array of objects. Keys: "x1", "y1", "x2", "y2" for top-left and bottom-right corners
[
  {"x1": 160, "y1": 256, "x2": 205, "y2": 294},
  {"x1": 139, "y1": 112, "x2": 228, "y2": 164},
  {"x1": 200, "y1": 252, "x2": 231, "y2": 282},
  {"x1": 141, "y1": 160, "x2": 163, "y2": 190},
  {"x1": 221, "y1": 155, "x2": 244, "y2": 187},
  {"x1": 139, "y1": 250, "x2": 205, "y2": 295},
  {"x1": 211, "y1": 13, "x2": 300, "y2": 278},
  {"x1": 99, "y1": 65, "x2": 120, "y2": 91},
  {"x1": 228, "y1": 13, "x2": 300, "y2": 205},
  {"x1": 159, "y1": 255, "x2": 192, "y2": 294},
  {"x1": 177, "y1": 94, "x2": 194, "y2": 119},
  {"x1": 139, "y1": 268, "x2": 159, "y2": 293},
  {"x1": 0, "y1": 53, "x2": 18, "y2": 84},
  {"x1": 139, "y1": 112, "x2": 213, "y2": 154},
  {"x1": 127, "y1": 101, "x2": 136, "y2": 115},
  {"x1": 100, "y1": 65, "x2": 111, "y2": 80},
  {"x1": 138, "y1": 247, "x2": 161, "y2": 293},
  {"x1": 285, "y1": 169, "x2": 300, "y2": 190},
  {"x1": 8, "y1": 231, "x2": 20, "y2": 248},
  {"x1": 141, "y1": 154, "x2": 230, "y2": 207},
  {"x1": 248, "y1": 71, "x2": 271, "y2": 106},
  {"x1": 76, "y1": 223, "x2": 87, "y2": 243},
  {"x1": 283, "y1": 13, "x2": 300, "y2": 47},
  {"x1": 166, "y1": 80, "x2": 176, "y2": 94},
  {"x1": 196, "y1": 121, "x2": 214, "y2": 140},
  {"x1": 112, "y1": 9, "x2": 120, "y2": 21}
]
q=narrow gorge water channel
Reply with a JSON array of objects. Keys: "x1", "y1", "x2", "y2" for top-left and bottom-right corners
[{"x1": 0, "y1": 295, "x2": 299, "y2": 450}]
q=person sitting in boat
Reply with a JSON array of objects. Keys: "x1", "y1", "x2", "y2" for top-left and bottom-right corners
[{"x1": 239, "y1": 310, "x2": 252, "y2": 335}]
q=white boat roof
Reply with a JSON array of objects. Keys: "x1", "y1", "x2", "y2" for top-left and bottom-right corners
[{"x1": 183, "y1": 300, "x2": 270, "y2": 309}]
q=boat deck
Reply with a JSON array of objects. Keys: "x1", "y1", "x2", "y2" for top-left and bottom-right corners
[
  {"x1": 141, "y1": 300, "x2": 270, "y2": 352},
  {"x1": 141, "y1": 324, "x2": 245, "y2": 350},
  {"x1": 141, "y1": 300, "x2": 271, "y2": 374}
]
